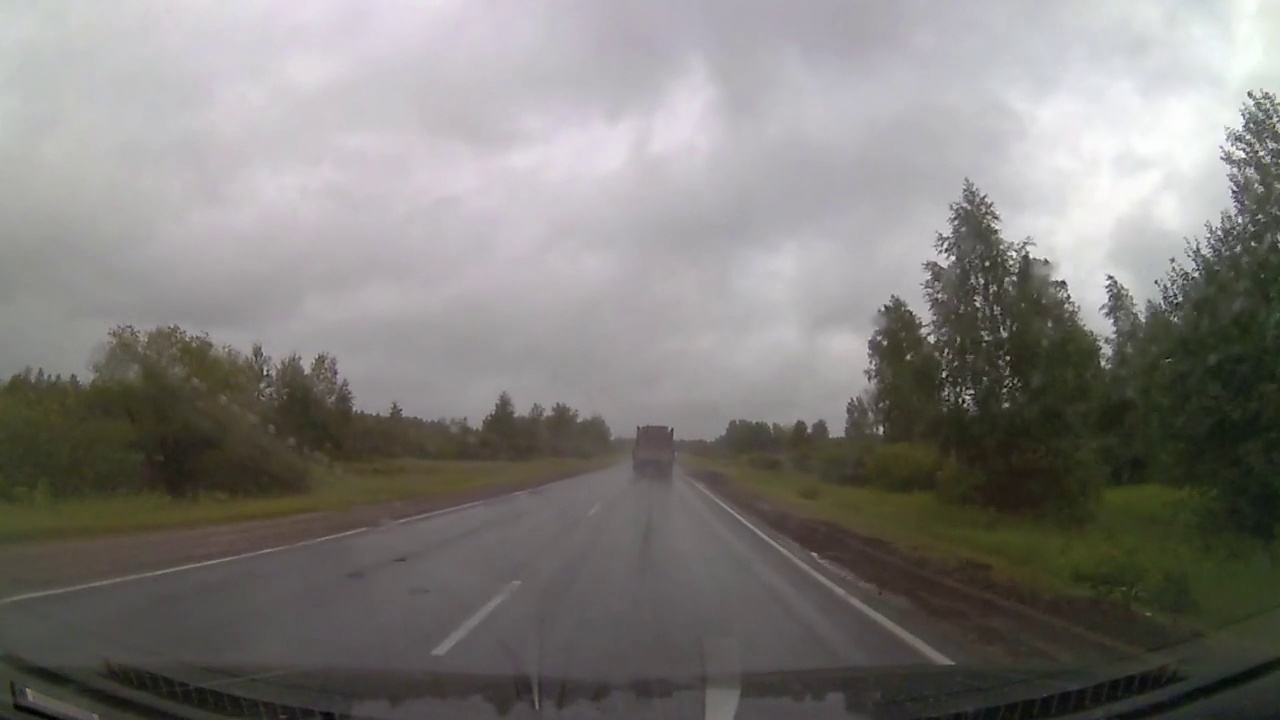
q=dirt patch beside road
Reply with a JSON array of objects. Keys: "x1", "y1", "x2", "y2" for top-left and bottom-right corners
[
  {"x1": 688, "y1": 468, "x2": 1200, "y2": 666},
  {"x1": 0, "y1": 466, "x2": 593, "y2": 600}
]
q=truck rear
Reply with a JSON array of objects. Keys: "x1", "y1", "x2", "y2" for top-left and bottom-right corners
[{"x1": 632, "y1": 425, "x2": 675, "y2": 479}]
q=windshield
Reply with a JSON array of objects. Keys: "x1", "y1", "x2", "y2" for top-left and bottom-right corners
[{"x1": 2, "y1": 3, "x2": 1279, "y2": 719}]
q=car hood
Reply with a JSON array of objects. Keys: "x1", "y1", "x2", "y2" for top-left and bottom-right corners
[
  {"x1": 0, "y1": 652, "x2": 1197, "y2": 720},
  {"x1": 5, "y1": 611, "x2": 1279, "y2": 720}
]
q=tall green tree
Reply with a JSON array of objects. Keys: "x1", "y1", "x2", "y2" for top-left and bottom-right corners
[
  {"x1": 865, "y1": 295, "x2": 940, "y2": 442},
  {"x1": 481, "y1": 391, "x2": 519, "y2": 459},
  {"x1": 513, "y1": 402, "x2": 547, "y2": 459},
  {"x1": 546, "y1": 402, "x2": 579, "y2": 457},
  {"x1": 920, "y1": 181, "x2": 1102, "y2": 516},
  {"x1": 302, "y1": 353, "x2": 354, "y2": 454},
  {"x1": 576, "y1": 414, "x2": 614, "y2": 457},
  {"x1": 90, "y1": 325, "x2": 308, "y2": 498},
  {"x1": 1101, "y1": 275, "x2": 1142, "y2": 364},
  {"x1": 1001, "y1": 249, "x2": 1105, "y2": 514},
  {"x1": 1097, "y1": 275, "x2": 1148, "y2": 484},
  {"x1": 717, "y1": 419, "x2": 778, "y2": 454},
  {"x1": 844, "y1": 392, "x2": 876, "y2": 440},
  {"x1": 923, "y1": 180, "x2": 1020, "y2": 458},
  {"x1": 1155, "y1": 90, "x2": 1280, "y2": 538},
  {"x1": 810, "y1": 419, "x2": 830, "y2": 442},
  {"x1": 271, "y1": 353, "x2": 322, "y2": 452},
  {"x1": 246, "y1": 342, "x2": 274, "y2": 404},
  {"x1": 788, "y1": 420, "x2": 809, "y2": 452}
]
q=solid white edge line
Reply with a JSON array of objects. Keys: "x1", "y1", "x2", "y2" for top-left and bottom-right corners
[
  {"x1": 0, "y1": 527, "x2": 369, "y2": 607},
  {"x1": 1, "y1": 480, "x2": 555, "y2": 606},
  {"x1": 393, "y1": 499, "x2": 484, "y2": 524},
  {"x1": 430, "y1": 580, "x2": 522, "y2": 656},
  {"x1": 394, "y1": 484, "x2": 542, "y2": 525},
  {"x1": 683, "y1": 475, "x2": 954, "y2": 666}
]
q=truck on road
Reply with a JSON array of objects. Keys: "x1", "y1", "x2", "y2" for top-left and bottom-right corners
[{"x1": 632, "y1": 425, "x2": 675, "y2": 479}]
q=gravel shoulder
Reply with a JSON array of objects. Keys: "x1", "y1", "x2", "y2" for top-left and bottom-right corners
[
  {"x1": 0, "y1": 468, "x2": 593, "y2": 600},
  {"x1": 688, "y1": 467, "x2": 1200, "y2": 667}
]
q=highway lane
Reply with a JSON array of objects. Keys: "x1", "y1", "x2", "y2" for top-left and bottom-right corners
[{"x1": 0, "y1": 463, "x2": 954, "y2": 708}]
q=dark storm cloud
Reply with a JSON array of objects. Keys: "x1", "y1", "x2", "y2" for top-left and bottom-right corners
[{"x1": 0, "y1": 0, "x2": 1270, "y2": 436}]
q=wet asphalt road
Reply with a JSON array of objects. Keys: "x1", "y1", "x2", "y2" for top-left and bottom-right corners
[{"x1": 0, "y1": 464, "x2": 955, "y2": 716}]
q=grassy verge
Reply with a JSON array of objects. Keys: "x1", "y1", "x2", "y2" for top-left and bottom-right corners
[
  {"x1": 0, "y1": 455, "x2": 617, "y2": 545},
  {"x1": 685, "y1": 455, "x2": 1280, "y2": 631}
]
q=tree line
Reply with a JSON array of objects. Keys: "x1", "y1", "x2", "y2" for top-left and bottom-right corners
[
  {"x1": 712, "y1": 90, "x2": 1280, "y2": 539},
  {"x1": 0, "y1": 325, "x2": 613, "y2": 501}
]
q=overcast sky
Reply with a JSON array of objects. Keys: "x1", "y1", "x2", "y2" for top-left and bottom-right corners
[{"x1": 2, "y1": 2, "x2": 1277, "y2": 438}]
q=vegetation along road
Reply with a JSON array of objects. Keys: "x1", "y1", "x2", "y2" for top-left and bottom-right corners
[{"x1": 1, "y1": 91, "x2": 1279, "y2": 717}]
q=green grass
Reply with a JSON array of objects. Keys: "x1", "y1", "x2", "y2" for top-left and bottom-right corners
[
  {"x1": 686, "y1": 455, "x2": 1280, "y2": 631},
  {"x1": 0, "y1": 456, "x2": 617, "y2": 545}
]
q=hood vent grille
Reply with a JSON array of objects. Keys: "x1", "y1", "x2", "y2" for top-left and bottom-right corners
[
  {"x1": 103, "y1": 661, "x2": 351, "y2": 720},
  {"x1": 899, "y1": 662, "x2": 1183, "y2": 720}
]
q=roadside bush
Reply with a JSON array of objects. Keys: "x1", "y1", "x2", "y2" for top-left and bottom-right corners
[
  {"x1": 936, "y1": 459, "x2": 984, "y2": 505},
  {"x1": 813, "y1": 442, "x2": 858, "y2": 485},
  {"x1": 954, "y1": 439, "x2": 1102, "y2": 522},
  {"x1": 1056, "y1": 444, "x2": 1106, "y2": 524},
  {"x1": 863, "y1": 442, "x2": 943, "y2": 492},
  {"x1": 0, "y1": 399, "x2": 143, "y2": 500},
  {"x1": 1147, "y1": 568, "x2": 1197, "y2": 614},
  {"x1": 1011, "y1": 443, "x2": 1103, "y2": 523},
  {"x1": 1194, "y1": 479, "x2": 1280, "y2": 545},
  {"x1": 1069, "y1": 554, "x2": 1197, "y2": 614},
  {"x1": 789, "y1": 450, "x2": 813, "y2": 473},
  {"x1": 1070, "y1": 552, "x2": 1146, "y2": 607},
  {"x1": 190, "y1": 426, "x2": 312, "y2": 497},
  {"x1": 746, "y1": 454, "x2": 783, "y2": 471},
  {"x1": 796, "y1": 481, "x2": 822, "y2": 501}
]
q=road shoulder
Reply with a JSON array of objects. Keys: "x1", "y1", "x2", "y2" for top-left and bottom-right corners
[
  {"x1": 0, "y1": 463, "x2": 615, "y2": 600},
  {"x1": 684, "y1": 466, "x2": 1197, "y2": 667}
]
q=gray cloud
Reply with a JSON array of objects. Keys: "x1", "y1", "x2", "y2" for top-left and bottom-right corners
[{"x1": 1, "y1": 0, "x2": 1272, "y2": 437}]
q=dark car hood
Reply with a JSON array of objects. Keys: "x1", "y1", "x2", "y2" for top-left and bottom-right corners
[
  {"x1": 5, "y1": 611, "x2": 1280, "y2": 720},
  {"x1": 0, "y1": 652, "x2": 1199, "y2": 720}
]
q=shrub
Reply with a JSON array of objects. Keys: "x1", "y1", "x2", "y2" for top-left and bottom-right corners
[
  {"x1": 1147, "y1": 568, "x2": 1197, "y2": 614},
  {"x1": 796, "y1": 481, "x2": 822, "y2": 501},
  {"x1": 190, "y1": 427, "x2": 312, "y2": 497},
  {"x1": 1055, "y1": 444, "x2": 1105, "y2": 524},
  {"x1": 1069, "y1": 552, "x2": 1146, "y2": 607},
  {"x1": 864, "y1": 442, "x2": 943, "y2": 492},
  {"x1": 956, "y1": 439, "x2": 1103, "y2": 522},
  {"x1": 0, "y1": 399, "x2": 144, "y2": 500},
  {"x1": 845, "y1": 453, "x2": 872, "y2": 486},
  {"x1": 811, "y1": 441, "x2": 857, "y2": 485},
  {"x1": 1194, "y1": 481, "x2": 1280, "y2": 545},
  {"x1": 790, "y1": 450, "x2": 813, "y2": 473},
  {"x1": 937, "y1": 459, "x2": 984, "y2": 505},
  {"x1": 1068, "y1": 555, "x2": 1197, "y2": 614},
  {"x1": 746, "y1": 454, "x2": 783, "y2": 471}
]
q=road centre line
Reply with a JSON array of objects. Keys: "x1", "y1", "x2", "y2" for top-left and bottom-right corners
[
  {"x1": 682, "y1": 474, "x2": 954, "y2": 665},
  {"x1": 430, "y1": 580, "x2": 522, "y2": 656}
]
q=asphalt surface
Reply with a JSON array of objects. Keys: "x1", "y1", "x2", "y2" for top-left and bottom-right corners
[{"x1": 0, "y1": 463, "x2": 956, "y2": 717}]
